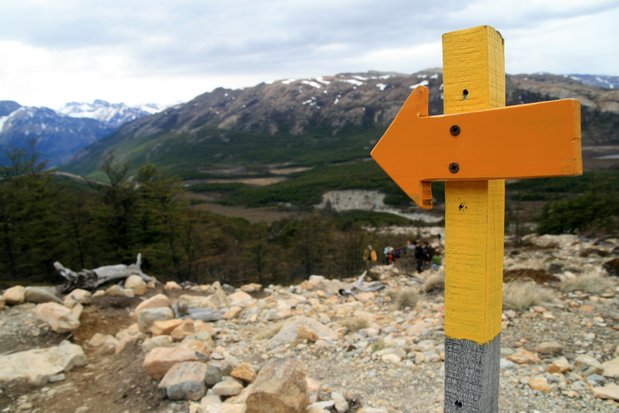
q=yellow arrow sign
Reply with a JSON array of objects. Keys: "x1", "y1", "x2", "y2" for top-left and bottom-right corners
[{"x1": 371, "y1": 85, "x2": 582, "y2": 209}]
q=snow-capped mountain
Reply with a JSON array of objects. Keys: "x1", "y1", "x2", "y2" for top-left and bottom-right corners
[
  {"x1": 0, "y1": 100, "x2": 163, "y2": 166},
  {"x1": 568, "y1": 74, "x2": 619, "y2": 89},
  {"x1": 57, "y1": 99, "x2": 164, "y2": 129}
]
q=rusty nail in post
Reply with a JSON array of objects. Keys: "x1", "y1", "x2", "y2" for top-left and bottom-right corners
[
  {"x1": 450, "y1": 125, "x2": 461, "y2": 136},
  {"x1": 449, "y1": 162, "x2": 460, "y2": 174}
]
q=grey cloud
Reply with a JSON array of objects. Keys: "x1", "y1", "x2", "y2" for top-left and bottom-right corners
[{"x1": 1, "y1": 0, "x2": 617, "y2": 79}]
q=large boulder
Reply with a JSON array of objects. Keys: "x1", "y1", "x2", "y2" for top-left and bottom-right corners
[
  {"x1": 246, "y1": 359, "x2": 309, "y2": 413},
  {"x1": 269, "y1": 317, "x2": 338, "y2": 348},
  {"x1": 143, "y1": 347, "x2": 207, "y2": 379},
  {"x1": 158, "y1": 361, "x2": 208, "y2": 400},
  {"x1": 33, "y1": 302, "x2": 80, "y2": 333},
  {"x1": 137, "y1": 307, "x2": 174, "y2": 333},
  {"x1": 227, "y1": 291, "x2": 254, "y2": 307},
  {"x1": 3, "y1": 285, "x2": 25, "y2": 305},
  {"x1": 125, "y1": 275, "x2": 148, "y2": 296},
  {"x1": 135, "y1": 294, "x2": 171, "y2": 314},
  {"x1": 0, "y1": 341, "x2": 86, "y2": 385},
  {"x1": 25, "y1": 287, "x2": 63, "y2": 304}
]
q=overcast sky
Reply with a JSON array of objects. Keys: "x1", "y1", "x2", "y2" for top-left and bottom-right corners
[{"x1": 1, "y1": 0, "x2": 617, "y2": 108}]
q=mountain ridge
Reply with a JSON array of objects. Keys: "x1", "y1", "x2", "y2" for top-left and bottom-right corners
[
  {"x1": 65, "y1": 70, "x2": 619, "y2": 178},
  {"x1": 0, "y1": 100, "x2": 163, "y2": 166}
]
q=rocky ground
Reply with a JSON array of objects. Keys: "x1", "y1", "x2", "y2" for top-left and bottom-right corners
[{"x1": 0, "y1": 231, "x2": 618, "y2": 413}]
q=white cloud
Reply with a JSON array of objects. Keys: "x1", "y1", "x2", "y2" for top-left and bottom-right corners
[{"x1": 0, "y1": 0, "x2": 617, "y2": 107}]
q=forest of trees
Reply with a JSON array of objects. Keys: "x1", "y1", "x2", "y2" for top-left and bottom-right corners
[
  {"x1": 0, "y1": 148, "x2": 414, "y2": 287},
  {"x1": 2, "y1": 144, "x2": 616, "y2": 288}
]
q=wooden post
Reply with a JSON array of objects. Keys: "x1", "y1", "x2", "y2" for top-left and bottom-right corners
[
  {"x1": 442, "y1": 26, "x2": 505, "y2": 413},
  {"x1": 370, "y1": 23, "x2": 582, "y2": 413}
]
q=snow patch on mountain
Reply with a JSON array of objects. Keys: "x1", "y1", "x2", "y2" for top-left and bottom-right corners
[{"x1": 57, "y1": 100, "x2": 163, "y2": 128}]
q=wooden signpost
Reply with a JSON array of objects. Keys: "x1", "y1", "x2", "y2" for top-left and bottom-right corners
[{"x1": 371, "y1": 26, "x2": 582, "y2": 412}]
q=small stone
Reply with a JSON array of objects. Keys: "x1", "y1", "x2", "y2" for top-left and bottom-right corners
[
  {"x1": 67, "y1": 289, "x2": 92, "y2": 305},
  {"x1": 151, "y1": 319, "x2": 183, "y2": 336},
  {"x1": 171, "y1": 319, "x2": 195, "y2": 341},
  {"x1": 331, "y1": 391, "x2": 348, "y2": 413},
  {"x1": 593, "y1": 383, "x2": 619, "y2": 401},
  {"x1": 124, "y1": 275, "x2": 147, "y2": 296},
  {"x1": 158, "y1": 361, "x2": 208, "y2": 400},
  {"x1": 227, "y1": 291, "x2": 253, "y2": 307},
  {"x1": 355, "y1": 292, "x2": 375, "y2": 302},
  {"x1": 142, "y1": 335, "x2": 174, "y2": 353},
  {"x1": 143, "y1": 347, "x2": 205, "y2": 379},
  {"x1": 507, "y1": 348, "x2": 540, "y2": 364},
  {"x1": 548, "y1": 357, "x2": 571, "y2": 374},
  {"x1": 381, "y1": 354, "x2": 401, "y2": 364},
  {"x1": 306, "y1": 377, "x2": 321, "y2": 404},
  {"x1": 587, "y1": 374, "x2": 606, "y2": 387},
  {"x1": 528, "y1": 376, "x2": 551, "y2": 393},
  {"x1": 575, "y1": 355, "x2": 602, "y2": 375},
  {"x1": 48, "y1": 373, "x2": 65, "y2": 383},
  {"x1": 231, "y1": 363, "x2": 257, "y2": 383},
  {"x1": 357, "y1": 408, "x2": 388, "y2": 413},
  {"x1": 165, "y1": 281, "x2": 182, "y2": 290},
  {"x1": 137, "y1": 307, "x2": 174, "y2": 333},
  {"x1": 180, "y1": 339, "x2": 212, "y2": 356},
  {"x1": 240, "y1": 283, "x2": 261, "y2": 293},
  {"x1": 535, "y1": 341, "x2": 562, "y2": 355},
  {"x1": 601, "y1": 357, "x2": 619, "y2": 378},
  {"x1": 224, "y1": 307, "x2": 243, "y2": 320},
  {"x1": 135, "y1": 294, "x2": 171, "y2": 314},
  {"x1": 212, "y1": 379, "x2": 243, "y2": 397},
  {"x1": 296, "y1": 325, "x2": 319, "y2": 342},
  {"x1": 205, "y1": 362, "x2": 223, "y2": 386},
  {"x1": 500, "y1": 359, "x2": 516, "y2": 370},
  {"x1": 4, "y1": 286, "x2": 25, "y2": 305},
  {"x1": 86, "y1": 333, "x2": 118, "y2": 355},
  {"x1": 105, "y1": 284, "x2": 134, "y2": 297}
]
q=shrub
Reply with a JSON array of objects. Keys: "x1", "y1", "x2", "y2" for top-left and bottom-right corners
[
  {"x1": 423, "y1": 272, "x2": 445, "y2": 293},
  {"x1": 559, "y1": 274, "x2": 615, "y2": 295},
  {"x1": 503, "y1": 281, "x2": 555, "y2": 311},
  {"x1": 343, "y1": 317, "x2": 370, "y2": 333},
  {"x1": 394, "y1": 288, "x2": 419, "y2": 311}
]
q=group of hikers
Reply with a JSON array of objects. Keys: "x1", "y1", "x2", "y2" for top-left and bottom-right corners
[{"x1": 363, "y1": 238, "x2": 442, "y2": 273}]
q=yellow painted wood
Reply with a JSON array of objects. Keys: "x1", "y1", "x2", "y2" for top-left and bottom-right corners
[
  {"x1": 370, "y1": 85, "x2": 581, "y2": 208},
  {"x1": 443, "y1": 26, "x2": 505, "y2": 344}
]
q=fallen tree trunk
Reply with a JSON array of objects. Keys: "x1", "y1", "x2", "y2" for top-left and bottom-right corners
[{"x1": 53, "y1": 254, "x2": 156, "y2": 294}]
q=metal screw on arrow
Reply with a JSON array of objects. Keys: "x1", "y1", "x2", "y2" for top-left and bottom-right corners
[
  {"x1": 449, "y1": 162, "x2": 460, "y2": 174},
  {"x1": 450, "y1": 125, "x2": 461, "y2": 136}
]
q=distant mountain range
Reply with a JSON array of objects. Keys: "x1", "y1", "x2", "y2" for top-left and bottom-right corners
[
  {"x1": 65, "y1": 70, "x2": 619, "y2": 177},
  {"x1": 0, "y1": 100, "x2": 163, "y2": 166},
  {"x1": 568, "y1": 74, "x2": 619, "y2": 90}
]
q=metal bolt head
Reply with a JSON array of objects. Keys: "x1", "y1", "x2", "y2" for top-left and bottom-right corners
[
  {"x1": 449, "y1": 162, "x2": 460, "y2": 174},
  {"x1": 450, "y1": 125, "x2": 461, "y2": 136}
]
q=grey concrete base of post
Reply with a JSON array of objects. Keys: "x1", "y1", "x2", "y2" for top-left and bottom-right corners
[{"x1": 444, "y1": 334, "x2": 501, "y2": 413}]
